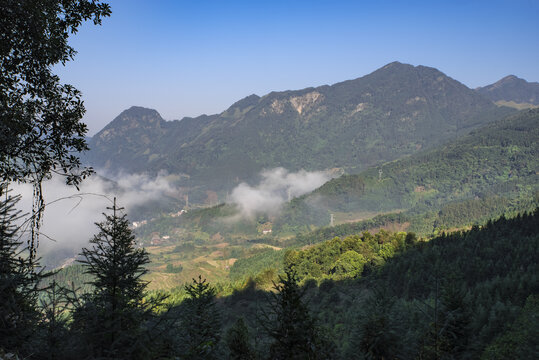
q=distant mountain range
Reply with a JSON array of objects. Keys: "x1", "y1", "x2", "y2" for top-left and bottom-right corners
[
  {"x1": 86, "y1": 62, "x2": 525, "y2": 191},
  {"x1": 134, "y1": 108, "x2": 539, "y2": 242},
  {"x1": 476, "y1": 75, "x2": 539, "y2": 107}
]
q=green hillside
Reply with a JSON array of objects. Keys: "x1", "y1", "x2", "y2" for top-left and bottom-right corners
[
  {"x1": 209, "y1": 209, "x2": 539, "y2": 359},
  {"x1": 279, "y1": 108, "x2": 539, "y2": 232},
  {"x1": 119, "y1": 108, "x2": 538, "y2": 291}
]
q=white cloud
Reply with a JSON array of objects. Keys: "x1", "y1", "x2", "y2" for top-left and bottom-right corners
[
  {"x1": 11, "y1": 171, "x2": 179, "y2": 265},
  {"x1": 228, "y1": 167, "x2": 330, "y2": 218}
]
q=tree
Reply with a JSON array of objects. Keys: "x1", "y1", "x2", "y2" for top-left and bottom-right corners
[
  {"x1": 331, "y1": 250, "x2": 366, "y2": 279},
  {"x1": 347, "y1": 288, "x2": 407, "y2": 360},
  {"x1": 262, "y1": 269, "x2": 334, "y2": 360},
  {"x1": 405, "y1": 232, "x2": 417, "y2": 248},
  {"x1": 481, "y1": 295, "x2": 538, "y2": 360},
  {"x1": 437, "y1": 280, "x2": 470, "y2": 358},
  {"x1": 179, "y1": 276, "x2": 222, "y2": 360},
  {"x1": 225, "y1": 317, "x2": 256, "y2": 360},
  {"x1": 37, "y1": 280, "x2": 73, "y2": 360},
  {"x1": 419, "y1": 275, "x2": 470, "y2": 360},
  {"x1": 0, "y1": 0, "x2": 111, "y2": 256},
  {"x1": 73, "y1": 199, "x2": 153, "y2": 359},
  {"x1": 0, "y1": 183, "x2": 41, "y2": 355}
]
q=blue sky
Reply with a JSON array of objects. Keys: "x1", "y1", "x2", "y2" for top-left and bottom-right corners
[{"x1": 55, "y1": 0, "x2": 539, "y2": 135}]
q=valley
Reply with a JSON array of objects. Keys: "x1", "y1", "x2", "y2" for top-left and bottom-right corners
[
  {"x1": 16, "y1": 62, "x2": 539, "y2": 359},
  {"x1": 72, "y1": 68, "x2": 539, "y2": 296},
  {"x1": 3, "y1": 2, "x2": 538, "y2": 358}
]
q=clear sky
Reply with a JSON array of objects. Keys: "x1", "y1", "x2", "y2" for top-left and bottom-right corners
[{"x1": 54, "y1": 0, "x2": 539, "y2": 135}]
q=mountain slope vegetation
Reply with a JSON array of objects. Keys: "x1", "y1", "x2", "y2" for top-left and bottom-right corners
[
  {"x1": 270, "y1": 209, "x2": 539, "y2": 359},
  {"x1": 477, "y1": 75, "x2": 539, "y2": 107},
  {"x1": 278, "y1": 108, "x2": 539, "y2": 232},
  {"x1": 86, "y1": 62, "x2": 513, "y2": 189}
]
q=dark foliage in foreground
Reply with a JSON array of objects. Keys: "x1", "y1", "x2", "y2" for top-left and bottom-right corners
[
  {"x1": 3, "y1": 200, "x2": 538, "y2": 360},
  {"x1": 220, "y1": 209, "x2": 538, "y2": 359}
]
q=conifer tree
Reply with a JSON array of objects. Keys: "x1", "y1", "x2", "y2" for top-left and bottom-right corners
[
  {"x1": 179, "y1": 276, "x2": 222, "y2": 360},
  {"x1": 347, "y1": 287, "x2": 407, "y2": 360},
  {"x1": 0, "y1": 183, "x2": 40, "y2": 355},
  {"x1": 73, "y1": 198, "x2": 152, "y2": 359},
  {"x1": 262, "y1": 269, "x2": 334, "y2": 360},
  {"x1": 438, "y1": 280, "x2": 470, "y2": 358},
  {"x1": 37, "y1": 280, "x2": 73, "y2": 360},
  {"x1": 420, "y1": 278, "x2": 470, "y2": 360},
  {"x1": 226, "y1": 317, "x2": 256, "y2": 360}
]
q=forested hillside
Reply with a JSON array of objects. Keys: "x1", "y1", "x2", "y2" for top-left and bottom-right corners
[
  {"x1": 86, "y1": 62, "x2": 512, "y2": 190},
  {"x1": 127, "y1": 108, "x2": 538, "y2": 248},
  {"x1": 277, "y1": 108, "x2": 539, "y2": 232},
  {"x1": 219, "y1": 209, "x2": 539, "y2": 359}
]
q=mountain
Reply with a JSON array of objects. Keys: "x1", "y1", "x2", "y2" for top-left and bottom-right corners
[
  {"x1": 476, "y1": 75, "x2": 539, "y2": 108},
  {"x1": 86, "y1": 106, "x2": 170, "y2": 170},
  {"x1": 86, "y1": 62, "x2": 513, "y2": 190},
  {"x1": 132, "y1": 109, "x2": 539, "y2": 247},
  {"x1": 278, "y1": 108, "x2": 539, "y2": 233}
]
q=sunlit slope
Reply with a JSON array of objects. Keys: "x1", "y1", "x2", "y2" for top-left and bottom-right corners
[{"x1": 278, "y1": 108, "x2": 539, "y2": 231}]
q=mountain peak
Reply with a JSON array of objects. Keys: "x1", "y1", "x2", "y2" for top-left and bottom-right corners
[
  {"x1": 381, "y1": 61, "x2": 407, "y2": 68},
  {"x1": 477, "y1": 75, "x2": 539, "y2": 105},
  {"x1": 117, "y1": 106, "x2": 163, "y2": 119},
  {"x1": 375, "y1": 61, "x2": 414, "y2": 73},
  {"x1": 222, "y1": 94, "x2": 261, "y2": 117},
  {"x1": 93, "y1": 106, "x2": 166, "y2": 143},
  {"x1": 229, "y1": 94, "x2": 260, "y2": 109},
  {"x1": 365, "y1": 61, "x2": 446, "y2": 82},
  {"x1": 500, "y1": 75, "x2": 519, "y2": 82}
]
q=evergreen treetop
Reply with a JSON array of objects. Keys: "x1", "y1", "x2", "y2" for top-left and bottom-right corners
[{"x1": 74, "y1": 198, "x2": 152, "y2": 359}]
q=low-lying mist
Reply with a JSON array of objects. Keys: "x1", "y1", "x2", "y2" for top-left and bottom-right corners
[
  {"x1": 12, "y1": 171, "x2": 179, "y2": 267},
  {"x1": 227, "y1": 167, "x2": 331, "y2": 219},
  {"x1": 10, "y1": 167, "x2": 332, "y2": 267}
]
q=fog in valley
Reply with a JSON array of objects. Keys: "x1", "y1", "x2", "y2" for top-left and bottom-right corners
[
  {"x1": 228, "y1": 167, "x2": 331, "y2": 219},
  {"x1": 12, "y1": 171, "x2": 179, "y2": 267}
]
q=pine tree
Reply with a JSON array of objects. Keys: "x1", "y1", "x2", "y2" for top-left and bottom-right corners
[
  {"x1": 437, "y1": 280, "x2": 470, "y2": 358},
  {"x1": 179, "y1": 276, "x2": 222, "y2": 360},
  {"x1": 347, "y1": 287, "x2": 407, "y2": 360},
  {"x1": 420, "y1": 275, "x2": 470, "y2": 360},
  {"x1": 37, "y1": 280, "x2": 73, "y2": 360},
  {"x1": 262, "y1": 269, "x2": 334, "y2": 360},
  {"x1": 72, "y1": 198, "x2": 152, "y2": 359},
  {"x1": 0, "y1": 183, "x2": 40, "y2": 355},
  {"x1": 226, "y1": 317, "x2": 256, "y2": 360}
]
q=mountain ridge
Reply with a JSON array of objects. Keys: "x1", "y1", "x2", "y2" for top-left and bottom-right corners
[
  {"x1": 86, "y1": 62, "x2": 514, "y2": 191},
  {"x1": 477, "y1": 75, "x2": 539, "y2": 106}
]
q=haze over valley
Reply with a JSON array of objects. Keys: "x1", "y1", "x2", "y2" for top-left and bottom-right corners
[
  {"x1": 35, "y1": 62, "x2": 538, "y2": 271},
  {"x1": 2, "y1": 1, "x2": 538, "y2": 358}
]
